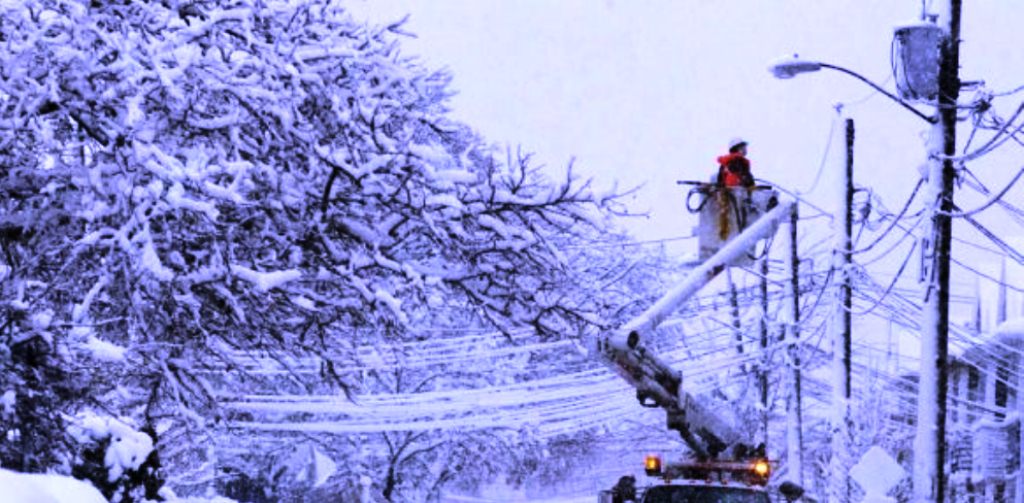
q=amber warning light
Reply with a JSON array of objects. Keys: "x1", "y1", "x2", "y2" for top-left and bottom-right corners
[
  {"x1": 752, "y1": 459, "x2": 770, "y2": 478},
  {"x1": 644, "y1": 455, "x2": 662, "y2": 476}
]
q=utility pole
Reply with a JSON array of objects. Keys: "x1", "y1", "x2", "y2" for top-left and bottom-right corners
[
  {"x1": 913, "y1": 1, "x2": 960, "y2": 501},
  {"x1": 759, "y1": 257, "x2": 770, "y2": 445},
  {"x1": 785, "y1": 205, "x2": 803, "y2": 487},
  {"x1": 829, "y1": 117, "x2": 854, "y2": 503},
  {"x1": 1016, "y1": 265, "x2": 1024, "y2": 502}
]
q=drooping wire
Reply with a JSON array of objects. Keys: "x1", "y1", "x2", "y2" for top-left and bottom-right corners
[
  {"x1": 961, "y1": 168, "x2": 1024, "y2": 226},
  {"x1": 942, "y1": 100, "x2": 1024, "y2": 162},
  {"x1": 951, "y1": 257, "x2": 1024, "y2": 294},
  {"x1": 953, "y1": 234, "x2": 1014, "y2": 257},
  {"x1": 847, "y1": 241, "x2": 917, "y2": 316},
  {"x1": 840, "y1": 74, "x2": 896, "y2": 110},
  {"x1": 799, "y1": 113, "x2": 840, "y2": 196},
  {"x1": 961, "y1": 104, "x2": 984, "y2": 155},
  {"x1": 940, "y1": 167, "x2": 1024, "y2": 218},
  {"x1": 560, "y1": 234, "x2": 697, "y2": 251},
  {"x1": 957, "y1": 212, "x2": 1024, "y2": 267},
  {"x1": 860, "y1": 216, "x2": 920, "y2": 268},
  {"x1": 757, "y1": 177, "x2": 833, "y2": 219},
  {"x1": 978, "y1": 103, "x2": 1024, "y2": 149},
  {"x1": 992, "y1": 83, "x2": 1024, "y2": 98},
  {"x1": 852, "y1": 178, "x2": 925, "y2": 255}
]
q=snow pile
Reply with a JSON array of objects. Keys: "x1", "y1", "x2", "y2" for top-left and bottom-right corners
[
  {"x1": 0, "y1": 469, "x2": 107, "y2": 503},
  {"x1": 69, "y1": 413, "x2": 154, "y2": 482},
  {"x1": 30, "y1": 309, "x2": 54, "y2": 331},
  {"x1": 1, "y1": 390, "x2": 14, "y2": 417},
  {"x1": 154, "y1": 485, "x2": 238, "y2": 503},
  {"x1": 0, "y1": 469, "x2": 239, "y2": 503},
  {"x1": 850, "y1": 446, "x2": 906, "y2": 503},
  {"x1": 171, "y1": 498, "x2": 237, "y2": 503},
  {"x1": 996, "y1": 317, "x2": 1024, "y2": 339},
  {"x1": 312, "y1": 447, "x2": 337, "y2": 488},
  {"x1": 267, "y1": 443, "x2": 338, "y2": 490},
  {"x1": 84, "y1": 336, "x2": 128, "y2": 362},
  {"x1": 231, "y1": 265, "x2": 303, "y2": 292}
]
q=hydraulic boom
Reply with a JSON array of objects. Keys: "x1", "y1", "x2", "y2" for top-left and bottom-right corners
[{"x1": 596, "y1": 200, "x2": 793, "y2": 459}]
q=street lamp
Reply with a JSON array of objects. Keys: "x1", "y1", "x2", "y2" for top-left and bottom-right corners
[
  {"x1": 770, "y1": 53, "x2": 911, "y2": 503},
  {"x1": 768, "y1": 55, "x2": 936, "y2": 124},
  {"x1": 770, "y1": 17, "x2": 964, "y2": 500}
]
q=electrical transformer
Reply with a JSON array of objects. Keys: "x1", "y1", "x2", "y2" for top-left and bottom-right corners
[{"x1": 893, "y1": 21, "x2": 946, "y2": 102}]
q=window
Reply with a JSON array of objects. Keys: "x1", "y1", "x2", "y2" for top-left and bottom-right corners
[
  {"x1": 996, "y1": 366, "x2": 1009, "y2": 420},
  {"x1": 951, "y1": 370, "x2": 961, "y2": 423},
  {"x1": 968, "y1": 367, "x2": 980, "y2": 422}
]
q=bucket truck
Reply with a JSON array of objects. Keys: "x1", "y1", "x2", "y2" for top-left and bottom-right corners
[{"x1": 595, "y1": 185, "x2": 802, "y2": 502}]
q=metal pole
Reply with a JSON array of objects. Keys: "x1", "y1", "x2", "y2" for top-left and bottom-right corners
[
  {"x1": 913, "y1": 1, "x2": 959, "y2": 501},
  {"x1": 818, "y1": 63, "x2": 935, "y2": 124}
]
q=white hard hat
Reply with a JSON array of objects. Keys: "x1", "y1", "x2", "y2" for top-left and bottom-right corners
[{"x1": 728, "y1": 137, "x2": 748, "y2": 151}]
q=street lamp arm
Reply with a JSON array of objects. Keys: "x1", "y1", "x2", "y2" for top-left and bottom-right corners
[{"x1": 818, "y1": 63, "x2": 936, "y2": 124}]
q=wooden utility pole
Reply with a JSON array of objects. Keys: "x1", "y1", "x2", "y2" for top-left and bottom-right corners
[
  {"x1": 913, "y1": 1, "x2": 960, "y2": 501},
  {"x1": 785, "y1": 205, "x2": 804, "y2": 486},
  {"x1": 759, "y1": 257, "x2": 770, "y2": 445},
  {"x1": 829, "y1": 117, "x2": 855, "y2": 503},
  {"x1": 841, "y1": 118, "x2": 854, "y2": 420}
]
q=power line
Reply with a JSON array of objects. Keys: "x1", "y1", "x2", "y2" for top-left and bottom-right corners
[
  {"x1": 952, "y1": 234, "x2": 1015, "y2": 257},
  {"x1": 941, "y1": 99, "x2": 1024, "y2": 162},
  {"x1": 838, "y1": 73, "x2": 896, "y2": 110},
  {"x1": 561, "y1": 234, "x2": 697, "y2": 251},
  {"x1": 940, "y1": 166, "x2": 1024, "y2": 218},
  {"x1": 852, "y1": 178, "x2": 924, "y2": 255},
  {"x1": 992, "y1": 83, "x2": 1024, "y2": 98},
  {"x1": 951, "y1": 257, "x2": 1024, "y2": 294},
  {"x1": 958, "y1": 213, "x2": 1024, "y2": 267},
  {"x1": 800, "y1": 113, "x2": 841, "y2": 195},
  {"x1": 961, "y1": 168, "x2": 1024, "y2": 226},
  {"x1": 848, "y1": 240, "x2": 917, "y2": 316},
  {"x1": 756, "y1": 177, "x2": 833, "y2": 219},
  {"x1": 860, "y1": 215, "x2": 921, "y2": 267}
]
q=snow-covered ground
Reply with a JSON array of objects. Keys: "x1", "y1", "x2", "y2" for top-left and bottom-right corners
[
  {"x1": 0, "y1": 468, "x2": 597, "y2": 503},
  {"x1": 444, "y1": 493, "x2": 594, "y2": 503},
  {"x1": 0, "y1": 469, "x2": 108, "y2": 503},
  {"x1": 0, "y1": 469, "x2": 244, "y2": 503}
]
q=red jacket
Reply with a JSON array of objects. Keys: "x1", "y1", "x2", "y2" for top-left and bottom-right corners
[{"x1": 716, "y1": 153, "x2": 754, "y2": 187}]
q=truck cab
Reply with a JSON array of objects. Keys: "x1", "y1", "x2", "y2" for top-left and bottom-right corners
[
  {"x1": 599, "y1": 455, "x2": 773, "y2": 503},
  {"x1": 640, "y1": 482, "x2": 770, "y2": 503},
  {"x1": 598, "y1": 483, "x2": 770, "y2": 503}
]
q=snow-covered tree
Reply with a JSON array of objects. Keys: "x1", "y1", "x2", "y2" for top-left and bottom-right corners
[{"x1": 0, "y1": 0, "x2": 626, "y2": 498}]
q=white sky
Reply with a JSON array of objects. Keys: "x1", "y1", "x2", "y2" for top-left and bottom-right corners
[{"x1": 348, "y1": 1, "x2": 1024, "y2": 327}]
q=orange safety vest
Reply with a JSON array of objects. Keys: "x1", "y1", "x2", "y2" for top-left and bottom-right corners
[{"x1": 716, "y1": 153, "x2": 753, "y2": 187}]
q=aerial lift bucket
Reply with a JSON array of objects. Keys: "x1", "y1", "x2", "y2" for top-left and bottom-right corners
[{"x1": 680, "y1": 182, "x2": 779, "y2": 268}]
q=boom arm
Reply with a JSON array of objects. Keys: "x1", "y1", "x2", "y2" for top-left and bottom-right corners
[{"x1": 597, "y1": 201, "x2": 793, "y2": 459}]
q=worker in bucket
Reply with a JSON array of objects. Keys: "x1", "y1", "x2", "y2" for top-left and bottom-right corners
[
  {"x1": 714, "y1": 137, "x2": 755, "y2": 239},
  {"x1": 716, "y1": 137, "x2": 755, "y2": 188}
]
